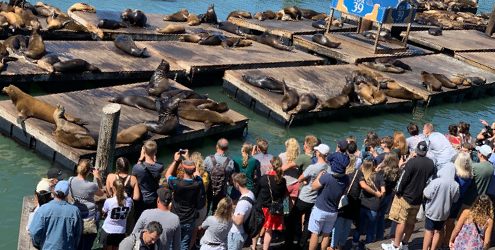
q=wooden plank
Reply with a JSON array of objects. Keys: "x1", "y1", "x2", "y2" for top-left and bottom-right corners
[
  {"x1": 146, "y1": 41, "x2": 324, "y2": 74},
  {"x1": 293, "y1": 35, "x2": 431, "y2": 64},
  {"x1": 357, "y1": 54, "x2": 495, "y2": 101},
  {"x1": 0, "y1": 81, "x2": 248, "y2": 169},
  {"x1": 403, "y1": 30, "x2": 495, "y2": 52},
  {"x1": 228, "y1": 17, "x2": 357, "y2": 39},
  {"x1": 325, "y1": 32, "x2": 409, "y2": 54},
  {"x1": 455, "y1": 52, "x2": 495, "y2": 74},
  {"x1": 223, "y1": 65, "x2": 413, "y2": 126},
  {"x1": 18, "y1": 195, "x2": 36, "y2": 250}
]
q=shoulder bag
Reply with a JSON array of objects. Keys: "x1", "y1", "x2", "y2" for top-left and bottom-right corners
[
  {"x1": 267, "y1": 176, "x2": 284, "y2": 216},
  {"x1": 69, "y1": 177, "x2": 98, "y2": 234},
  {"x1": 339, "y1": 170, "x2": 358, "y2": 209}
]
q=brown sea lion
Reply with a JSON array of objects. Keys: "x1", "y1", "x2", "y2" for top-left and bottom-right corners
[
  {"x1": 187, "y1": 13, "x2": 200, "y2": 26},
  {"x1": 312, "y1": 19, "x2": 326, "y2": 29},
  {"x1": 311, "y1": 13, "x2": 327, "y2": 20},
  {"x1": 46, "y1": 12, "x2": 64, "y2": 30},
  {"x1": 263, "y1": 10, "x2": 275, "y2": 19},
  {"x1": 203, "y1": 4, "x2": 218, "y2": 24},
  {"x1": 378, "y1": 79, "x2": 402, "y2": 90},
  {"x1": 312, "y1": 34, "x2": 340, "y2": 48},
  {"x1": 384, "y1": 89, "x2": 423, "y2": 100},
  {"x1": 37, "y1": 54, "x2": 60, "y2": 73},
  {"x1": 315, "y1": 94, "x2": 349, "y2": 110},
  {"x1": 421, "y1": 71, "x2": 442, "y2": 92},
  {"x1": 23, "y1": 28, "x2": 45, "y2": 59},
  {"x1": 432, "y1": 73, "x2": 457, "y2": 89},
  {"x1": 300, "y1": 9, "x2": 320, "y2": 19},
  {"x1": 52, "y1": 59, "x2": 101, "y2": 73},
  {"x1": 288, "y1": 93, "x2": 317, "y2": 115},
  {"x1": 283, "y1": 6, "x2": 302, "y2": 20},
  {"x1": 179, "y1": 33, "x2": 202, "y2": 43},
  {"x1": 14, "y1": 6, "x2": 40, "y2": 29},
  {"x1": 109, "y1": 95, "x2": 156, "y2": 111},
  {"x1": 98, "y1": 19, "x2": 128, "y2": 29},
  {"x1": 51, "y1": 13, "x2": 89, "y2": 32},
  {"x1": 148, "y1": 59, "x2": 170, "y2": 97},
  {"x1": 230, "y1": 38, "x2": 251, "y2": 47},
  {"x1": 0, "y1": 1, "x2": 13, "y2": 12},
  {"x1": 3, "y1": 34, "x2": 27, "y2": 53},
  {"x1": 275, "y1": 10, "x2": 284, "y2": 20},
  {"x1": 0, "y1": 13, "x2": 9, "y2": 29},
  {"x1": 2, "y1": 85, "x2": 85, "y2": 124},
  {"x1": 428, "y1": 28, "x2": 442, "y2": 36},
  {"x1": 182, "y1": 99, "x2": 228, "y2": 112},
  {"x1": 34, "y1": 1, "x2": 63, "y2": 17},
  {"x1": 1, "y1": 11, "x2": 24, "y2": 29},
  {"x1": 243, "y1": 74, "x2": 284, "y2": 94},
  {"x1": 156, "y1": 24, "x2": 185, "y2": 34},
  {"x1": 53, "y1": 104, "x2": 88, "y2": 134},
  {"x1": 227, "y1": 10, "x2": 252, "y2": 19},
  {"x1": 52, "y1": 130, "x2": 96, "y2": 149},
  {"x1": 114, "y1": 35, "x2": 147, "y2": 57},
  {"x1": 253, "y1": 12, "x2": 265, "y2": 21},
  {"x1": 245, "y1": 32, "x2": 294, "y2": 51},
  {"x1": 281, "y1": 80, "x2": 299, "y2": 113},
  {"x1": 161, "y1": 89, "x2": 208, "y2": 100},
  {"x1": 0, "y1": 41, "x2": 6, "y2": 56},
  {"x1": 369, "y1": 84, "x2": 387, "y2": 104},
  {"x1": 121, "y1": 9, "x2": 147, "y2": 27},
  {"x1": 342, "y1": 76, "x2": 355, "y2": 95},
  {"x1": 178, "y1": 107, "x2": 235, "y2": 131},
  {"x1": 68, "y1": 3, "x2": 95, "y2": 13},
  {"x1": 163, "y1": 9, "x2": 188, "y2": 22},
  {"x1": 116, "y1": 123, "x2": 148, "y2": 144},
  {"x1": 145, "y1": 96, "x2": 181, "y2": 135}
]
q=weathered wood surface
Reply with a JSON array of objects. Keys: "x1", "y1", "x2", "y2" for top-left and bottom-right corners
[
  {"x1": 146, "y1": 40, "x2": 324, "y2": 74},
  {"x1": 228, "y1": 17, "x2": 356, "y2": 39},
  {"x1": 403, "y1": 29, "x2": 495, "y2": 52},
  {"x1": 18, "y1": 195, "x2": 36, "y2": 250},
  {"x1": 293, "y1": 35, "x2": 432, "y2": 64},
  {"x1": 223, "y1": 65, "x2": 412, "y2": 126},
  {"x1": 358, "y1": 54, "x2": 495, "y2": 102},
  {"x1": 0, "y1": 40, "x2": 184, "y2": 84},
  {"x1": 323, "y1": 32, "x2": 409, "y2": 54},
  {"x1": 0, "y1": 81, "x2": 248, "y2": 169},
  {"x1": 455, "y1": 52, "x2": 495, "y2": 74},
  {"x1": 69, "y1": 10, "x2": 238, "y2": 41}
]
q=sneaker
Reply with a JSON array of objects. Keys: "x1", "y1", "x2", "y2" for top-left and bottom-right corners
[
  {"x1": 257, "y1": 238, "x2": 263, "y2": 246},
  {"x1": 381, "y1": 242, "x2": 399, "y2": 250},
  {"x1": 401, "y1": 243, "x2": 408, "y2": 250}
]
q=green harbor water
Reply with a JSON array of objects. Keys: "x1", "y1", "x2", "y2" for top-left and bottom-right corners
[{"x1": 2, "y1": 0, "x2": 495, "y2": 248}]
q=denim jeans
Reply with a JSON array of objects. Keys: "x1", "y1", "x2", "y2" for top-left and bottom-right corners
[
  {"x1": 353, "y1": 207, "x2": 378, "y2": 244},
  {"x1": 227, "y1": 232, "x2": 247, "y2": 250},
  {"x1": 375, "y1": 194, "x2": 394, "y2": 241},
  {"x1": 331, "y1": 217, "x2": 352, "y2": 248},
  {"x1": 180, "y1": 222, "x2": 195, "y2": 250}
]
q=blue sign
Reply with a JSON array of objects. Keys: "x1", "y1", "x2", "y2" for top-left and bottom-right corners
[{"x1": 331, "y1": 0, "x2": 415, "y2": 24}]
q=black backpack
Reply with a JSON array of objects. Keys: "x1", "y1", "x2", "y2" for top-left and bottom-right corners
[
  {"x1": 209, "y1": 156, "x2": 230, "y2": 197},
  {"x1": 239, "y1": 196, "x2": 265, "y2": 238}
]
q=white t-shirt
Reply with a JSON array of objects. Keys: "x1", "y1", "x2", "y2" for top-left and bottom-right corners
[
  {"x1": 102, "y1": 196, "x2": 133, "y2": 234},
  {"x1": 230, "y1": 191, "x2": 255, "y2": 235}
]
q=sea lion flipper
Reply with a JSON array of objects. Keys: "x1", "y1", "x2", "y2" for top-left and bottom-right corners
[
  {"x1": 204, "y1": 121, "x2": 213, "y2": 132},
  {"x1": 18, "y1": 110, "x2": 29, "y2": 120}
]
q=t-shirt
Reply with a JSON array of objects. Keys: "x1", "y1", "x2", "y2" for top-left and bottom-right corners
[
  {"x1": 294, "y1": 152, "x2": 314, "y2": 172},
  {"x1": 314, "y1": 173, "x2": 349, "y2": 213},
  {"x1": 396, "y1": 156, "x2": 435, "y2": 205},
  {"x1": 133, "y1": 209, "x2": 181, "y2": 250},
  {"x1": 253, "y1": 153, "x2": 273, "y2": 176},
  {"x1": 200, "y1": 216, "x2": 233, "y2": 247},
  {"x1": 279, "y1": 152, "x2": 300, "y2": 186},
  {"x1": 69, "y1": 177, "x2": 98, "y2": 217},
  {"x1": 464, "y1": 161, "x2": 494, "y2": 205},
  {"x1": 299, "y1": 162, "x2": 328, "y2": 204},
  {"x1": 132, "y1": 162, "x2": 164, "y2": 204},
  {"x1": 230, "y1": 191, "x2": 255, "y2": 235},
  {"x1": 168, "y1": 175, "x2": 204, "y2": 224},
  {"x1": 381, "y1": 170, "x2": 398, "y2": 197},
  {"x1": 360, "y1": 171, "x2": 385, "y2": 211},
  {"x1": 406, "y1": 134, "x2": 427, "y2": 153},
  {"x1": 102, "y1": 196, "x2": 133, "y2": 234},
  {"x1": 233, "y1": 156, "x2": 259, "y2": 190}
]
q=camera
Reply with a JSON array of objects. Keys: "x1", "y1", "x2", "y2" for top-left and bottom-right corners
[
  {"x1": 179, "y1": 149, "x2": 186, "y2": 154},
  {"x1": 365, "y1": 145, "x2": 371, "y2": 152}
]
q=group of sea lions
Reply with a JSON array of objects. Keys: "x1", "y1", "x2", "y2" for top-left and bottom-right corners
[
  {"x1": 180, "y1": 28, "x2": 252, "y2": 49},
  {"x1": 421, "y1": 71, "x2": 485, "y2": 92},
  {"x1": 227, "y1": 6, "x2": 328, "y2": 22},
  {"x1": 361, "y1": 58, "x2": 412, "y2": 74},
  {"x1": 415, "y1": 10, "x2": 489, "y2": 29}
]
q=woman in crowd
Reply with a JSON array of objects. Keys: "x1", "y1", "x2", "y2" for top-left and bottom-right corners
[
  {"x1": 279, "y1": 138, "x2": 300, "y2": 211},
  {"x1": 375, "y1": 153, "x2": 400, "y2": 242},
  {"x1": 458, "y1": 121, "x2": 473, "y2": 145},
  {"x1": 392, "y1": 132, "x2": 408, "y2": 159},
  {"x1": 232, "y1": 142, "x2": 258, "y2": 199},
  {"x1": 190, "y1": 151, "x2": 209, "y2": 250},
  {"x1": 449, "y1": 194, "x2": 493, "y2": 250},
  {"x1": 200, "y1": 198, "x2": 233, "y2": 250},
  {"x1": 253, "y1": 157, "x2": 287, "y2": 250},
  {"x1": 100, "y1": 179, "x2": 133, "y2": 250},
  {"x1": 361, "y1": 132, "x2": 382, "y2": 160},
  {"x1": 69, "y1": 159, "x2": 105, "y2": 250},
  {"x1": 446, "y1": 124, "x2": 462, "y2": 152}
]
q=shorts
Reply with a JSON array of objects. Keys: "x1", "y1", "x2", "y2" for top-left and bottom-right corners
[
  {"x1": 286, "y1": 182, "x2": 300, "y2": 198},
  {"x1": 195, "y1": 206, "x2": 208, "y2": 226},
  {"x1": 99, "y1": 229, "x2": 126, "y2": 247},
  {"x1": 308, "y1": 206, "x2": 338, "y2": 235},
  {"x1": 425, "y1": 217, "x2": 445, "y2": 231},
  {"x1": 261, "y1": 207, "x2": 284, "y2": 230},
  {"x1": 389, "y1": 196, "x2": 420, "y2": 225}
]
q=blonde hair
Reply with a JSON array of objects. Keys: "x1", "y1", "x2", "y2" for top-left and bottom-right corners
[
  {"x1": 77, "y1": 159, "x2": 91, "y2": 176},
  {"x1": 392, "y1": 132, "x2": 408, "y2": 156},
  {"x1": 241, "y1": 142, "x2": 253, "y2": 169},
  {"x1": 305, "y1": 135, "x2": 318, "y2": 150},
  {"x1": 455, "y1": 152, "x2": 473, "y2": 180},
  {"x1": 345, "y1": 154, "x2": 357, "y2": 175},
  {"x1": 381, "y1": 153, "x2": 400, "y2": 182},
  {"x1": 360, "y1": 159, "x2": 377, "y2": 188},
  {"x1": 470, "y1": 194, "x2": 494, "y2": 227},
  {"x1": 177, "y1": 163, "x2": 184, "y2": 180},
  {"x1": 214, "y1": 198, "x2": 233, "y2": 223},
  {"x1": 144, "y1": 140, "x2": 157, "y2": 156},
  {"x1": 285, "y1": 138, "x2": 300, "y2": 163},
  {"x1": 190, "y1": 152, "x2": 205, "y2": 176},
  {"x1": 113, "y1": 178, "x2": 126, "y2": 207},
  {"x1": 270, "y1": 156, "x2": 284, "y2": 184}
]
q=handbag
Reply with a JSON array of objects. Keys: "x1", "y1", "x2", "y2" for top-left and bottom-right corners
[
  {"x1": 69, "y1": 177, "x2": 98, "y2": 235},
  {"x1": 267, "y1": 176, "x2": 284, "y2": 216},
  {"x1": 338, "y1": 170, "x2": 358, "y2": 209}
]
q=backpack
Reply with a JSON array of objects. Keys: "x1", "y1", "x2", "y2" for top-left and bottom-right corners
[
  {"x1": 209, "y1": 155, "x2": 230, "y2": 197},
  {"x1": 239, "y1": 196, "x2": 265, "y2": 238},
  {"x1": 196, "y1": 177, "x2": 207, "y2": 209}
]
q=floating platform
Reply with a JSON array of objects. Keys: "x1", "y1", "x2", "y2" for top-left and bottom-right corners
[
  {"x1": 358, "y1": 54, "x2": 495, "y2": 105},
  {"x1": 455, "y1": 52, "x2": 495, "y2": 74},
  {"x1": 69, "y1": 10, "x2": 238, "y2": 41},
  {"x1": 402, "y1": 30, "x2": 495, "y2": 53},
  {"x1": 293, "y1": 35, "x2": 432, "y2": 63},
  {"x1": 223, "y1": 65, "x2": 414, "y2": 126},
  {"x1": 18, "y1": 195, "x2": 37, "y2": 250},
  {"x1": 228, "y1": 17, "x2": 357, "y2": 39},
  {"x1": 0, "y1": 81, "x2": 248, "y2": 170}
]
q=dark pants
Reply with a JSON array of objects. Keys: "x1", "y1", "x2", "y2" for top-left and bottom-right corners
[
  {"x1": 207, "y1": 191, "x2": 225, "y2": 215},
  {"x1": 283, "y1": 199, "x2": 314, "y2": 250},
  {"x1": 134, "y1": 198, "x2": 157, "y2": 222}
]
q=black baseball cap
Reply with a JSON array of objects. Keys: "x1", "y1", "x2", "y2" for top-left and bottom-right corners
[
  {"x1": 47, "y1": 168, "x2": 67, "y2": 180},
  {"x1": 416, "y1": 141, "x2": 428, "y2": 156}
]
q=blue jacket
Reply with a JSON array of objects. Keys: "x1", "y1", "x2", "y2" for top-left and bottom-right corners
[
  {"x1": 30, "y1": 200, "x2": 82, "y2": 250},
  {"x1": 326, "y1": 152, "x2": 349, "y2": 174}
]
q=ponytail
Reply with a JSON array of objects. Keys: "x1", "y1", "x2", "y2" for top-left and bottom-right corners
[
  {"x1": 270, "y1": 156, "x2": 284, "y2": 184},
  {"x1": 241, "y1": 142, "x2": 253, "y2": 169},
  {"x1": 113, "y1": 179, "x2": 125, "y2": 207}
]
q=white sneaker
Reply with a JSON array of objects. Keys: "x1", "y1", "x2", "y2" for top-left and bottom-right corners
[
  {"x1": 401, "y1": 243, "x2": 409, "y2": 250},
  {"x1": 381, "y1": 242, "x2": 399, "y2": 250},
  {"x1": 257, "y1": 238, "x2": 262, "y2": 246}
]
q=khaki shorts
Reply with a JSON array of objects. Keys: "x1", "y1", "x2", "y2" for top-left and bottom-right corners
[{"x1": 389, "y1": 196, "x2": 421, "y2": 225}]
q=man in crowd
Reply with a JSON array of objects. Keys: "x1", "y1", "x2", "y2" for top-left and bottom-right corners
[
  {"x1": 373, "y1": 136, "x2": 393, "y2": 164},
  {"x1": 133, "y1": 188, "x2": 181, "y2": 250},
  {"x1": 382, "y1": 141, "x2": 435, "y2": 250},
  {"x1": 228, "y1": 173, "x2": 255, "y2": 250},
  {"x1": 120, "y1": 221, "x2": 163, "y2": 250},
  {"x1": 30, "y1": 180, "x2": 82, "y2": 250},
  {"x1": 252, "y1": 138, "x2": 273, "y2": 176},
  {"x1": 423, "y1": 123, "x2": 457, "y2": 170},
  {"x1": 464, "y1": 145, "x2": 494, "y2": 207},
  {"x1": 133, "y1": 140, "x2": 164, "y2": 220},
  {"x1": 44, "y1": 167, "x2": 67, "y2": 192}
]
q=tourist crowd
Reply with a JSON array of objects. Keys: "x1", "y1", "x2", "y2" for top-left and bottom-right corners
[{"x1": 26, "y1": 119, "x2": 495, "y2": 250}]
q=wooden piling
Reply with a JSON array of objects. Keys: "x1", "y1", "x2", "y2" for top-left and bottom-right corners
[
  {"x1": 94, "y1": 103, "x2": 121, "y2": 182},
  {"x1": 486, "y1": 2, "x2": 495, "y2": 35}
]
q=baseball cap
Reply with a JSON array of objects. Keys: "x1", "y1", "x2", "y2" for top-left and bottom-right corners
[
  {"x1": 416, "y1": 141, "x2": 428, "y2": 156},
  {"x1": 36, "y1": 180, "x2": 51, "y2": 193},
  {"x1": 476, "y1": 145, "x2": 492, "y2": 157},
  {"x1": 314, "y1": 144, "x2": 330, "y2": 155},
  {"x1": 157, "y1": 188, "x2": 172, "y2": 204},
  {"x1": 54, "y1": 180, "x2": 70, "y2": 196},
  {"x1": 337, "y1": 140, "x2": 348, "y2": 151},
  {"x1": 182, "y1": 160, "x2": 196, "y2": 169},
  {"x1": 47, "y1": 168, "x2": 67, "y2": 180}
]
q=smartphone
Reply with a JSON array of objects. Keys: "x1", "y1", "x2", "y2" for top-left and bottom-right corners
[{"x1": 179, "y1": 149, "x2": 186, "y2": 154}]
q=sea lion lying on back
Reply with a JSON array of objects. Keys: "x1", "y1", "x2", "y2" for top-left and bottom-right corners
[
  {"x1": 52, "y1": 130, "x2": 96, "y2": 149},
  {"x1": 34, "y1": 1, "x2": 63, "y2": 17},
  {"x1": 53, "y1": 104, "x2": 89, "y2": 134},
  {"x1": 245, "y1": 32, "x2": 294, "y2": 51}
]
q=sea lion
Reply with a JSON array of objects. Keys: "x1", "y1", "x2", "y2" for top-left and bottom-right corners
[
  {"x1": 281, "y1": 13, "x2": 293, "y2": 21},
  {"x1": 288, "y1": 93, "x2": 317, "y2": 115},
  {"x1": 432, "y1": 73, "x2": 457, "y2": 89},
  {"x1": 187, "y1": 14, "x2": 200, "y2": 26},
  {"x1": 452, "y1": 74, "x2": 486, "y2": 86},
  {"x1": 421, "y1": 71, "x2": 443, "y2": 92},
  {"x1": 114, "y1": 35, "x2": 147, "y2": 57},
  {"x1": 312, "y1": 34, "x2": 340, "y2": 48},
  {"x1": 3, "y1": 34, "x2": 27, "y2": 53},
  {"x1": 361, "y1": 62, "x2": 405, "y2": 74},
  {"x1": 0, "y1": 56, "x2": 17, "y2": 71},
  {"x1": 253, "y1": 12, "x2": 265, "y2": 21},
  {"x1": 246, "y1": 32, "x2": 294, "y2": 51},
  {"x1": 300, "y1": 9, "x2": 319, "y2": 19},
  {"x1": 34, "y1": 1, "x2": 63, "y2": 17},
  {"x1": 355, "y1": 83, "x2": 373, "y2": 105},
  {"x1": 218, "y1": 21, "x2": 244, "y2": 35},
  {"x1": 2, "y1": 85, "x2": 85, "y2": 124},
  {"x1": 148, "y1": 59, "x2": 170, "y2": 97},
  {"x1": 1, "y1": 11, "x2": 24, "y2": 29},
  {"x1": 227, "y1": 10, "x2": 252, "y2": 19},
  {"x1": 416, "y1": 17, "x2": 443, "y2": 28},
  {"x1": 379, "y1": 79, "x2": 402, "y2": 90},
  {"x1": 263, "y1": 10, "x2": 275, "y2": 19},
  {"x1": 116, "y1": 123, "x2": 148, "y2": 144},
  {"x1": 145, "y1": 96, "x2": 181, "y2": 135},
  {"x1": 161, "y1": 89, "x2": 208, "y2": 100},
  {"x1": 384, "y1": 89, "x2": 423, "y2": 100},
  {"x1": 283, "y1": 6, "x2": 302, "y2": 20},
  {"x1": 275, "y1": 10, "x2": 284, "y2": 20},
  {"x1": 326, "y1": 17, "x2": 343, "y2": 28},
  {"x1": 68, "y1": 3, "x2": 95, "y2": 13},
  {"x1": 203, "y1": 4, "x2": 218, "y2": 24},
  {"x1": 226, "y1": 37, "x2": 251, "y2": 47},
  {"x1": 52, "y1": 130, "x2": 96, "y2": 149},
  {"x1": 23, "y1": 28, "x2": 45, "y2": 59},
  {"x1": 52, "y1": 59, "x2": 101, "y2": 73},
  {"x1": 37, "y1": 54, "x2": 60, "y2": 72},
  {"x1": 121, "y1": 9, "x2": 147, "y2": 27},
  {"x1": 163, "y1": 9, "x2": 188, "y2": 22},
  {"x1": 178, "y1": 107, "x2": 235, "y2": 131},
  {"x1": 0, "y1": 41, "x2": 6, "y2": 56},
  {"x1": 428, "y1": 27, "x2": 442, "y2": 36},
  {"x1": 14, "y1": 6, "x2": 39, "y2": 29},
  {"x1": 198, "y1": 34, "x2": 223, "y2": 46},
  {"x1": 312, "y1": 19, "x2": 326, "y2": 29},
  {"x1": 374, "y1": 58, "x2": 412, "y2": 71},
  {"x1": 98, "y1": 19, "x2": 128, "y2": 29},
  {"x1": 53, "y1": 104, "x2": 88, "y2": 134},
  {"x1": 109, "y1": 95, "x2": 156, "y2": 111},
  {"x1": 0, "y1": 13, "x2": 9, "y2": 29},
  {"x1": 242, "y1": 74, "x2": 284, "y2": 94},
  {"x1": 156, "y1": 24, "x2": 185, "y2": 34},
  {"x1": 311, "y1": 13, "x2": 327, "y2": 20},
  {"x1": 185, "y1": 99, "x2": 228, "y2": 113},
  {"x1": 315, "y1": 94, "x2": 349, "y2": 110},
  {"x1": 342, "y1": 76, "x2": 355, "y2": 95},
  {"x1": 281, "y1": 80, "x2": 299, "y2": 113},
  {"x1": 0, "y1": 1, "x2": 13, "y2": 12},
  {"x1": 179, "y1": 33, "x2": 202, "y2": 43},
  {"x1": 46, "y1": 12, "x2": 64, "y2": 30},
  {"x1": 351, "y1": 69, "x2": 382, "y2": 84}
]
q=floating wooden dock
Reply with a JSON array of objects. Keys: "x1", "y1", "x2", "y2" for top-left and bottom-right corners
[
  {"x1": 70, "y1": 10, "x2": 238, "y2": 41},
  {"x1": 228, "y1": 17, "x2": 356, "y2": 39},
  {"x1": 403, "y1": 30, "x2": 495, "y2": 53},
  {"x1": 223, "y1": 65, "x2": 413, "y2": 126},
  {"x1": 293, "y1": 35, "x2": 432, "y2": 63},
  {"x1": 358, "y1": 54, "x2": 495, "y2": 105},
  {"x1": 18, "y1": 195, "x2": 36, "y2": 250},
  {"x1": 455, "y1": 52, "x2": 495, "y2": 74},
  {"x1": 0, "y1": 81, "x2": 248, "y2": 170}
]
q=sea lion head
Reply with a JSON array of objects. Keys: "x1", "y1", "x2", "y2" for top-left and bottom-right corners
[
  {"x1": 54, "y1": 103, "x2": 65, "y2": 120},
  {"x1": 2, "y1": 85, "x2": 20, "y2": 102},
  {"x1": 120, "y1": 8, "x2": 132, "y2": 21},
  {"x1": 108, "y1": 96, "x2": 122, "y2": 103}
]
